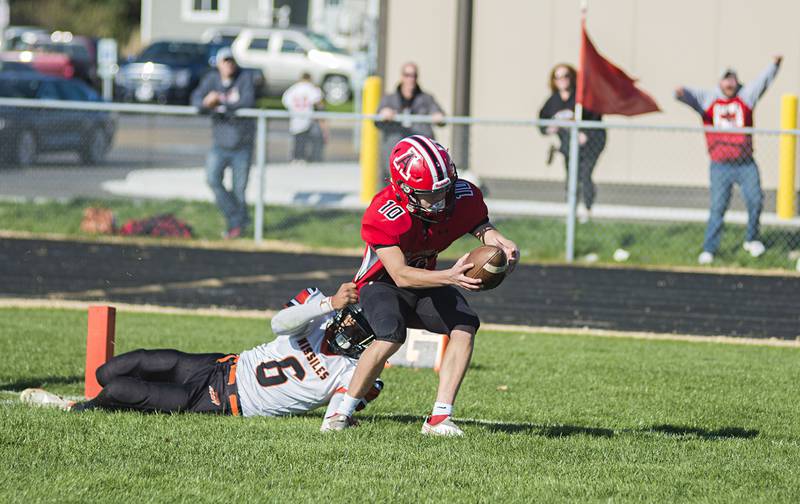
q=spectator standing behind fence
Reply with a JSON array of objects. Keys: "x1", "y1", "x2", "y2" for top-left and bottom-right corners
[
  {"x1": 676, "y1": 56, "x2": 782, "y2": 265},
  {"x1": 538, "y1": 63, "x2": 606, "y2": 223},
  {"x1": 191, "y1": 47, "x2": 257, "y2": 240},
  {"x1": 282, "y1": 72, "x2": 327, "y2": 163},
  {"x1": 376, "y1": 62, "x2": 445, "y2": 179}
]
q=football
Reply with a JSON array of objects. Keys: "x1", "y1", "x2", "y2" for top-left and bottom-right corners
[{"x1": 464, "y1": 245, "x2": 508, "y2": 290}]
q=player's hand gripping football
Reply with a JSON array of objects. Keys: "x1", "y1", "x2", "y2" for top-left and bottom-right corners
[
  {"x1": 447, "y1": 254, "x2": 482, "y2": 291},
  {"x1": 331, "y1": 282, "x2": 359, "y2": 310},
  {"x1": 492, "y1": 236, "x2": 520, "y2": 274}
]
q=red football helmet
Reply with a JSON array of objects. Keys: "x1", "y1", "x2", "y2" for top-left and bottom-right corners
[{"x1": 389, "y1": 135, "x2": 458, "y2": 223}]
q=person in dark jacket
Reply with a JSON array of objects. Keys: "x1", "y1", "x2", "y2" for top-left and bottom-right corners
[
  {"x1": 539, "y1": 63, "x2": 606, "y2": 222},
  {"x1": 376, "y1": 62, "x2": 445, "y2": 180},
  {"x1": 191, "y1": 47, "x2": 257, "y2": 239}
]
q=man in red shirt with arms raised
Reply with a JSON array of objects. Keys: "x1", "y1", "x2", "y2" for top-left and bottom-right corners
[{"x1": 325, "y1": 134, "x2": 519, "y2": 436}]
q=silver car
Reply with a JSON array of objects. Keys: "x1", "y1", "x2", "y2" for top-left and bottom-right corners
[{"x1": 231, "y1": 27, "x2": 355, "y2": 105}]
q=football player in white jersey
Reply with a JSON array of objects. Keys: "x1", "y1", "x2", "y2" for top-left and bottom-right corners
[{"x1": 20, "y1": 283, "x2": 383, "y2": 428}]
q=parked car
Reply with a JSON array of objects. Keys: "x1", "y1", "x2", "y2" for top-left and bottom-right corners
[
  {"x1": 0, "y1": 50, "x2": 75, "y2": 80},
  {"x1": 0, "y1": 72, "x2": 116, "y2": 166},
  {"x1": 116, "y1": 41, "x2": 215, "y2": 104},
  {"x1": 201, "y1": 26, "x2": 244, "y2": 46},
  {"x1": 0, "y1": 61, "x2": 37, "y2": 73},
  {"x1": 9, "y1": 31, "x2": 97, "y2": 86},
  {"x1": 231, "y1": 27, "x2": 356, "y2": 105}
]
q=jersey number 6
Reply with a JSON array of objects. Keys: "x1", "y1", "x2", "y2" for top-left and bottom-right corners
[{"x1": 256, "y1": 357, "x2": 306, "y2": 387}]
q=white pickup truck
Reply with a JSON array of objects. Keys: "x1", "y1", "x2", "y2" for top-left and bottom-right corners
[{"x1": 231, "y1": 27, "x2": 356, "y2": 105}]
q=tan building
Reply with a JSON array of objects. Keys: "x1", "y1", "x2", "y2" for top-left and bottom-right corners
[{"x1": 381, "y1": 0, "x2": 796, "y2": 190}]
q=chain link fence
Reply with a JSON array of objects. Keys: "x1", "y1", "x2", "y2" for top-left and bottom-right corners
[
  {"x1": 560, "y1": 122, "x2": 800, "y2": 269},
  {"x1": 1, "y1": 96, "x2": 799, "y2": 271}
]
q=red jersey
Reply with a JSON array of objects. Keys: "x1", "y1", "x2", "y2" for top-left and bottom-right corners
[
  {"x1": 354, "y1": 179, "x2": 488, "y2": 290},
  {"x1": 703, "y1": 96, "x2": 754, "y2": 162}
]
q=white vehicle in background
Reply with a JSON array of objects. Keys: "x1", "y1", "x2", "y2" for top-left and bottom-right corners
[
  {"x1": 201, "y1": 26, "x2": 244, "y2": 46},
  {"x1": 231, "y1": 27, "x2": 355, "y2": 105}
]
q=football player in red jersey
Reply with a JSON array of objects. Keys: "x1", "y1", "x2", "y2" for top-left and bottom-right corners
[{"x1": 325, "y1": 135, "x2": 519, "y2": 436}]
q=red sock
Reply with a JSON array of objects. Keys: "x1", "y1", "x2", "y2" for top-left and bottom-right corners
[{"x1": 427, "y1": 414, "x2": 449, "y2": 426}]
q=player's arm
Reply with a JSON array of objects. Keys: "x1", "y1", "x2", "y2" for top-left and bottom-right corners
[
  {"x1": 374, "y1": 245, "x2": 481, "y2": 291},
  {"x1": 472, "y1": 221, "x2": 520, "y2": 274},
  {"x1": 270, "y1": 283, "x2": 358, "y2": 337}
]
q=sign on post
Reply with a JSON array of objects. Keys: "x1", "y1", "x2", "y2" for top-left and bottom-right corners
[{"x1": 97, "y1": 38, "x2": 118, "y2": 102}]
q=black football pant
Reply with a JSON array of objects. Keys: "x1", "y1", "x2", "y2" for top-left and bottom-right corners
[
  {"x1": 72, "y1": 349, "x2": 232, "y2": 414},
  {"x1": 359, "y1": 279, "x2": 480, "y2": 344}
]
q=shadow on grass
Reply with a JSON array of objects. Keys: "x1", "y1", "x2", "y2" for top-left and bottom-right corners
[
  {"x1": 369, "y1": 413, "x2": 614, "y2": 438},
  {"x1": 481, "y1": 422, "x2": 615, "y2": 438},
  {"x1": 367, "y1": 414, "x2": 759, "y2": 441},
  {"x1": 645, "y1": 424, "x2": 759, "y2": 440},
  {"x1": 1, "y1": 375, "x2": 84, "y2": 391}
]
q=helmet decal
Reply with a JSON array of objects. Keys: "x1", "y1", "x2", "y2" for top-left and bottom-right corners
[{"x1": 392, "y1": 147, "x2": 420, "y2": 181}]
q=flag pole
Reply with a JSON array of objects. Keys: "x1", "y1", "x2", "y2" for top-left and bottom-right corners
[{"x1": 565, "y1": 0, "x2": 587, "y2": 262}]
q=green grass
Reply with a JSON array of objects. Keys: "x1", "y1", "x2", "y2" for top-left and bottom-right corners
[
  {"x1": 1, "y1": 307, "x2": 799, "y2": 502},
  {"x1": 3, "y1": 197, "x2": 800, "y2": 270}
]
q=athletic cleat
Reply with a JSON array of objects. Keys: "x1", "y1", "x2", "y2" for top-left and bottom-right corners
[
  {"x1": 421, "y1": 416, "x2": 464, "y2": 437},
  {"x1": 19, "y1": 388, "x2": 74, "y2": 411},
  {"x1": 320, "y1": 413, "x2": 358, "y2": 432}
]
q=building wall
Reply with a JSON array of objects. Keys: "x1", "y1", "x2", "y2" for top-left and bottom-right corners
[
  {"x1": 461, "y1": 0, "x2": 799, "y2": 189},
  {"x1": 382, "y1": 0, "x2": 458, "y2": 148},
  {"x1": 143, "y1": 0, "x2": 265, "y2": 44}
]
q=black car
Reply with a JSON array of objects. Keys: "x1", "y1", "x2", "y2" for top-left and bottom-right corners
[
  {"x1": 115, "y1": 41, "x2": 215, "y2": 105},
  {"x1": 0, "y1": 72, "x2": 116, "y2": 166}
]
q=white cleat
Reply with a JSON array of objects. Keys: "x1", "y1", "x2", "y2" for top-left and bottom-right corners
[
  {"x1": 320, "y1": 413, "x2": 358, "y2": 432},
  {"x1": 421, "y1": 416, "x2": 464, "y2": 437},
  {"x1": 743, "y1": 240, "x2": 766, "y2": 258},
  {"x1": 19, "y1": 388, "x2": 74, "y2": 411}
]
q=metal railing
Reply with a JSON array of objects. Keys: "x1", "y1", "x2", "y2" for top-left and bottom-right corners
[{"x1": 1, "y1": 97, "x2": 798, "y2": 269}]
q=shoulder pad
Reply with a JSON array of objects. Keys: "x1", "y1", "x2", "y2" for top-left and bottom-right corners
[
  {"x1": 362, "y1": 190, "x2": 412, "y2": 245},
  {"x1": 283, "y1": 287, "x2": 321, "y2": 308}
]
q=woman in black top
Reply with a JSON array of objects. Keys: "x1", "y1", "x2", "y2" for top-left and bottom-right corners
[{"x1": 539, "y1": 64, "x2": 606, "y2": 218}]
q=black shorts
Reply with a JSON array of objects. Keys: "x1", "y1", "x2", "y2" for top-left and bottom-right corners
[{"x1": 359, "y1": 279, "x2": 480, "y2": 344}]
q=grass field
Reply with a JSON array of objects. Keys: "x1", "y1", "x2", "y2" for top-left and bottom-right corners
[
  {"x1": 2, "y1": 198, "x2": 800, "y2": 271},
  {"x1": 2, "y1": 307, "x2": 799, "y2": 502}
]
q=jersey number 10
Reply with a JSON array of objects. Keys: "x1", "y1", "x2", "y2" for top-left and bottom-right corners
[{"x1": 378, "y1": 200, "x2": 405, "y2": 221}]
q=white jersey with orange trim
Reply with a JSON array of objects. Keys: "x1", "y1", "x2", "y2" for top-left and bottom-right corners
[{"x1": 235, "y1": 289, "x2": 357, "y2": 417}]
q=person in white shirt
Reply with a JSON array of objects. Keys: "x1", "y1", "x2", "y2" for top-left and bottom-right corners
[
  {"x1": 21, "y1": 283, "x2": 383, "y2": 429},
  {"x1": 281, "y1": 72, "x2": 328, "y2": 163}
]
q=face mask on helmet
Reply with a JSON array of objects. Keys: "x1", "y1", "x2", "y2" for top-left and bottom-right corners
[
  {"x1": 325, "y1": 304, "x2": 375, "y2": 358},
  {"x1": 399, "y1": 183, "x2": 456, "y2": 224}
]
